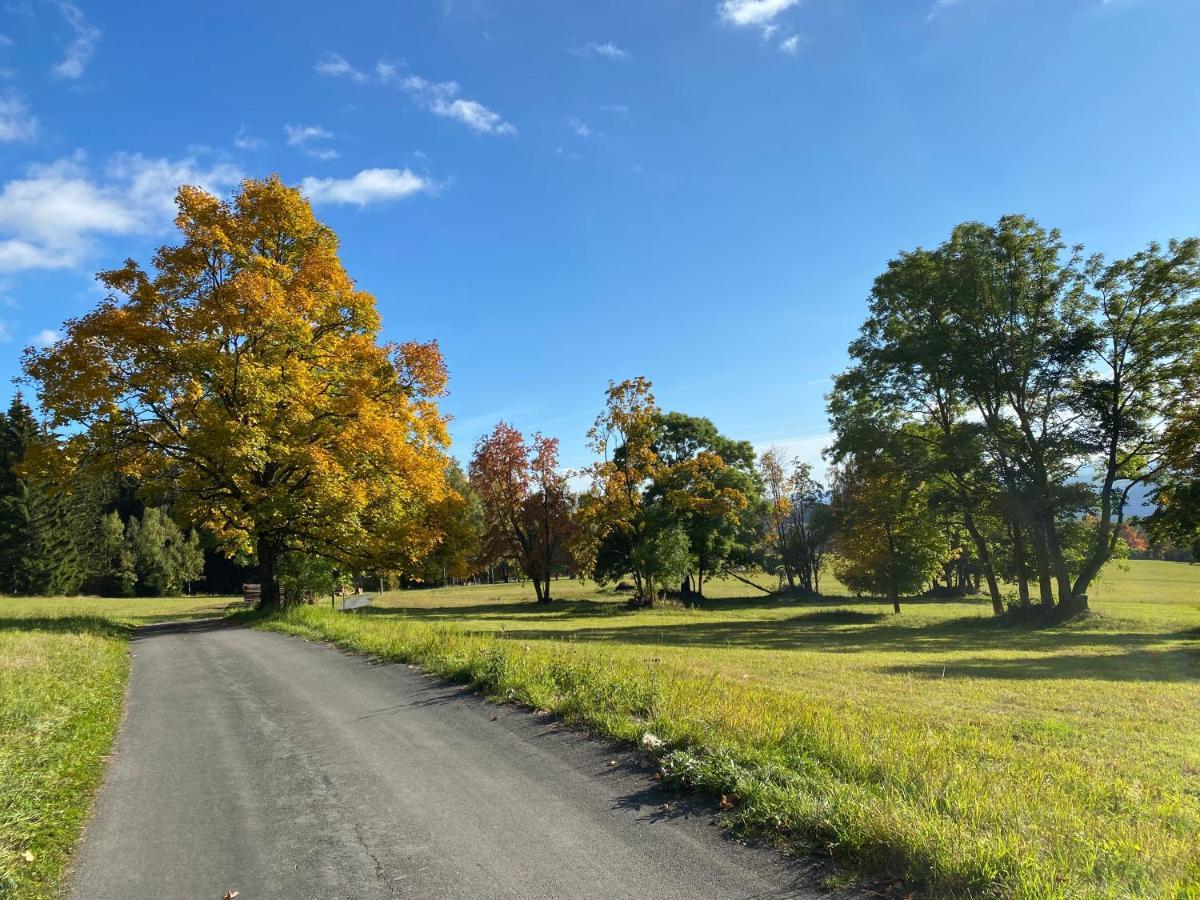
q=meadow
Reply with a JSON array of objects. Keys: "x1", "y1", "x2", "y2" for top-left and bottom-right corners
[
  {"x1": 2, "y1": 563, "x2": 1197, "y2": 897},
  {"x1": 261, "y1": 560, "x2": 1200, "y2": 898},
  {"x1": 0, "y1": 595, "x2": 231, "y2": 897}
]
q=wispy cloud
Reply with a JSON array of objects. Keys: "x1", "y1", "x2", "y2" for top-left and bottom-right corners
[
  {"x1": 568, "y1": 117, "x2": 591, "y2": 138},
  {"x1": 316, "y1": 52, "x2": 516, "y2": 136},
  {"x1": 571, "y1": 41, "x2": 629, "y2": 60},
  {"x1": 0, "y1": 93, "x2": 37, "y2": 142},
  {"x1": 926, "y1": 0, "x2": 960, "y2": 20},
  {"x1": 232, "y1": 126, "x2": 264, "y2": 151},
  {"x1": 314, "y1": 52, "x2": 369, "y2": 83},
  {"x1": 284, "y1": 123, "x2": 338, "y2": 159},
  {"x1": 301, "y1": 168, "x2": 435, "y2": 206},
  {"x1": 50, "y1": 1, "x2": 101, "y2": 80},
  {"x1": 778, "y1": 34, "x2": 803, "y2": 53},
  {"x1": 30, "y1": 328, "x2": 59, "y2": 347},
  {"x1": 718, "y1": 0, "x2": 800, "y2": 28},
  {"x1": 399, "y1": 75, "x2": 516, "y2": 135},
  {"x1": 598, "y1": 103, "x2": 629, "y2": 116}
]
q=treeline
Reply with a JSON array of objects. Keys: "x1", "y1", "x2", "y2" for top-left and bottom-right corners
[
  {"x1": 410, "y1": 217, "x2": 1200, "y2": 614},
  {"x1": 0, "y1": 395, "x2": 210, "y2": 597},
  {"x1": 12, "y1": 175, "x2": 1197, "y2": 610},
  {"x1": 828, "y1": 216, "x2": 1200, "y2": 615}
]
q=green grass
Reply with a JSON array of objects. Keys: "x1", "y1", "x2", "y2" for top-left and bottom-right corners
[
  {"x1": 260, "y1": 561, "x2": 1200, "y2": 898},
  {"x1": 0, "y1": 595, "x2": 233, "y2": 898}
]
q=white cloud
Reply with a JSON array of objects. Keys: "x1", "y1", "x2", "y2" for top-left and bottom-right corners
[
  {"x1": 572, "y1": 41, "x2": 629, "y2": 60},
  {"x1": 315, "y1": 52, "x2": 369, "y2": 82},
  {"x1": 31, "y1": 328, "x2": 59, "y2": 346},
  {"x1": 0, "y1": 93, "x2": 37, "y2": 142},
  {"x1": 301, "y1": 168, "x2": 433, "y2": 206},
  {"x1": 316, "y1": 53, "x2": 515, "y2": 136},
  {"x1": 285, "y1": 124, "x2": 332, "y2": 144},
  {"x1": 778, "y1": 34, "x2": 802, "y2": 53},
  {"x1": 0, "y1": 320, "x2": 9, "y2": 342},
  {"x1": 232, "y1": 126, "x2": 264, "y2": 151},
  {"x1": 50, "y1": 1, "x2": 101, "y2": 80},
  {"x1": 106, "y1": 153, "x2": 242, "y2": 220},
  {"x1": 719, "y1": 0, "x2": 800, "y2": 28},
  {"x1": 400, "y1": 75, "x2": 516, "y2": 135},
  {"x1": 568, "y1": 117, "x2": 591, "y2": 138},
  {"x1": 284, "y1": 123, "x2": 339, "y2": 159},
  {"x1": 0, "y1": 153, "x2": 241, "y2": 272}
]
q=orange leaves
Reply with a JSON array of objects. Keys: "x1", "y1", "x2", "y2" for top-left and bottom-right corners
[{"x1": 23, "y1": 175, "x2": 452, "y2": 578}]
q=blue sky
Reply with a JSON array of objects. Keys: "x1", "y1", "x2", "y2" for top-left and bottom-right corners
[{"x1": 0, "y1": 0, "x2": 1197, "y2": 474}]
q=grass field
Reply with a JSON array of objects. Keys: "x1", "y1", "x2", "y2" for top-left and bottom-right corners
[
  {"x1": 261, "y1": 561, "x2": 1200, "y2": 898},
  {"x1": 0, "y1": 595, "x2": 232, "y2": 898}
]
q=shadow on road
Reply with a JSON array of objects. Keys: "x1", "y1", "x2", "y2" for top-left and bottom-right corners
[{"x1": 132, "y1": 617, "x2": 241, "y2": 640}]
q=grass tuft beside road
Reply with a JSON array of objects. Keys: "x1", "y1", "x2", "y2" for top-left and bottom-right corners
[
  {"x1": 0, "y1": 596, "x2": 231, "y2": 898},
  {"x1": 259, "y1": 562, "x2": 1200, "y2": 899}
]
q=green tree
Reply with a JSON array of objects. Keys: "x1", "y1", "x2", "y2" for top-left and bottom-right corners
[
  {"x1": 650, "y1": 412, "x2": 761, "y2": 598},
  {"x1": 126, "y1": 507, "x2": 205, "y2": 596},
  {"x1": 0, "y1": 395, "x2": 82, "y2": 596},
  {"x1": 95, "y1": 510, "x2": 137, "y2": 596},
  {"x1": 829, "y1": 458, "x2": 950, "y2": 613},
  {"x1": 583, "y1": 378, "x2": 663, "y2": 604}
]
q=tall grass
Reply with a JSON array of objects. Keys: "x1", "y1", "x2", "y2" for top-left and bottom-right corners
[
  {"x1": 260, "y1": 592, "x2": 1200, "y2": 899},
  {"x1": 0, "y1": 618, "x2": 127, "y2": 898},
  {"x1": 0, "y1": 595, "x2": 232, "y2": 897}
]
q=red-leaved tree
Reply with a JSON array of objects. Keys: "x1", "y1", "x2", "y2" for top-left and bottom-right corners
[{"x1": 468, "y1": 422, "x2": 577, "y2": 602}]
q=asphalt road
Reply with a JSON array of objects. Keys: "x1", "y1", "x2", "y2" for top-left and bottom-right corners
[{"x1": 67, "y1": 620, "x2": 837, "y2": 900}]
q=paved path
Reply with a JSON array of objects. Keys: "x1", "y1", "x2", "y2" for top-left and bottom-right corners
[{"x1": 67, "y1": 620, "x2": 835, "y2": 899}]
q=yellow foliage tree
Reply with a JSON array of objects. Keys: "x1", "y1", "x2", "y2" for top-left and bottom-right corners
[{"x1": 23, "y1": 176, "x2": 452, "y2": 605}]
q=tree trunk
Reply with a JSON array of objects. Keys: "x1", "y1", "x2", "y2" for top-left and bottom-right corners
[
  {"x1": 964, "y1": 512, "x2": 1003, "y2": 616},
  {"x1": 1030, "y1": 520, "x2": 1056, "y2": 606},
  {"x1": 1041, "y1": 512, "x2": 1075, "y2": 609},
  {"x1": 1010, "y1": 521, "x2": 1031, "y2": 606},
  {"x1": 257, "y1": 534, "x2": 282, "y2": 608}
]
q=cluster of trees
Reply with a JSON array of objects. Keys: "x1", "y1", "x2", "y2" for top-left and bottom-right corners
[
  {"x1": 452, "y1": 380, "x2": 832, "y2": 607},
  {"x1": 0, "y1": 396, "x2": 204, "y2": 596},
  {"x1": 828, "y1": 216, "x2": 1200, "y2": 615},
  {"x1": 10, "y1": 175, "x2": 1194, "y2": 612}
]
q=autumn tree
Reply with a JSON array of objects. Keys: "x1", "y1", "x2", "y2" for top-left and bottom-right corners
[
  {"x1": 583, "y1": 378, "x2": 687, "y2": 605},
  {"x1": 469, "y1": 422, "x2": 575, "y2": 603},
  {"x1": 757, "y1": 449, "x2": 832, "y2": 595},
  {"x1": 412, "y1": 461, "x2": 483, "y2": 586},
  {"x1": 829, "y1": 458, "x2": 950, "y2": 614},
  {"x1": 22, "y1": 176, "x2": 452, "y2": 606},
  {"x1": 650, "y1": 412, "x2": 760, "y2": 598}
]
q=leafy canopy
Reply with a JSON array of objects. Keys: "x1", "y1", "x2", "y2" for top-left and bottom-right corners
[{"x1": 23, "y1": 176, "x2": 452, "y2": 601}]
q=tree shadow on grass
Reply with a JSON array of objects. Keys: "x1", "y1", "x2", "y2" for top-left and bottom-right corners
[
  {"x1": 490, "y1": 614, "x2": 1200, "y2": 683},
  {"x1": 880, "y1": 643, "x2": 1200, "y2": 682},
  {"x1": 364, "y1": 598, "x2": 626, "y2": 623},
  {"x1": 0, "y1": 614, "x2": 128, "y2": 640}
]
